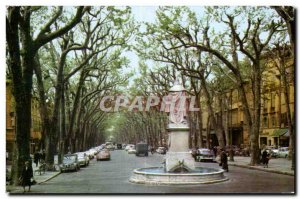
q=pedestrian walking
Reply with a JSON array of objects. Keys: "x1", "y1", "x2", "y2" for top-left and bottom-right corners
[
  {"x1": 19, "y1": 161, "x2": 33, "y2": 192},
  {"x1": 261, "y1": 150, "x2": 270, "y2": 168},
  {"x1": 191, "y1": 148, "x2": 197, "y2": 161},
  {"x1": 33, "y1": 151, "x2": 40, "y2": 167},
  {"x1": 150, "y1": 147, "x2": 155, "y2": 154},
  {"x1": 40, "y1": 149, "x2": 46, "y2": 162},
  {"x1": 213, "y1": 146, "x2": 217, "y2": 158},
  {"x1": 220, "y1": 148, "x2": 229, "y2": 172}
]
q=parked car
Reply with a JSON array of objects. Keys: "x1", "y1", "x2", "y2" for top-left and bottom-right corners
[
  {"x1": 128, "y1": 146, "x2": 136, "y2": 154},
  {"x1": 89, "y1": 148, "x2": 98, "y2": 155},
  {"x1": 196, "y1": 148, "x2": 215, "y2": 162},
  {"x1": 96, "y1": 149, "x2": 111, "y2": 161},
  {"x1": 59, "y1": 154, "x2": 80, "y2": 172},
  {"x1": 278, "y1": 147, "x2": 289, "y2": 158},
  {"x1": 85, "y1": 150, "x2": 94, "y2": 159},
  {"x1": 135, "y1": 143, "x2": 148, "y2": 156},
  {"x1": 76, "y1": 152, "x2": 89, "y2": 167},
  {"x1": 125, "y1": 144, "x2": 135, "y2": 151},
  {"x1": 86, "y1": 148, "x2": 98, "y2": 159},
  {"x1": 106, "y1": 144, "x2": 115, "y2": 151},
  {"x1": 265, "y1": 146, "x2": 279, "y2": 158},
  {"x1": 190, "y1": 148, "x2": 198, "y2": 160},
  {"x1": 156, "y1": 147, "x2": 167, "y2": 154},
  {"x1": 116, "y1": 144, "x2": 122, "y2": 150}
]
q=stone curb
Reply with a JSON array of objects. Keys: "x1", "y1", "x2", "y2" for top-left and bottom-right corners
[
  {"x1": 37, "y1": 172, "x2": 61, "y2": 185},
  {"x1": 228, "y1": 162, "x2": 294, "y2": 176},
  {"x1": 6, "y1": 172, "x2": 61, "y2": 193}
]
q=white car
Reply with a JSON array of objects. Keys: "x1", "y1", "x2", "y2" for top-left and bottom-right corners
[
  {"x1": 125, "y1": 144, "x2": 135, "y2": 151},
  {"x1": 278, "y1": 147, "x2": 289, "y2": 158},
  {"x1": 196, "y1": 148, "x2": 215, "y2": 162},
  {"x1": 128, "y1": 148, "x2": 136, "y2": 154},
  {"x1": 86, "y1": 148, "x2": 97, "y2": 159},
  {"x1": 156, "y1": 147, "x2": 167, "y2": 154},
  {"x1": 106, "y1": 145, "x2": 115, "y2": 151},
  {"x1": 75, "y1": 152, "x2": 89, "y2": 167}
]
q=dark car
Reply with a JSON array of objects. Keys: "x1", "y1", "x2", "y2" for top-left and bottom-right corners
[
  {"x1": 116, "y1": 144, "x2": 122, "y2": 150},
  {"x1": 135, "y1": 143, "x2": 148, "y2": 156},
  {"x1": 59, "y1": 154, "x2": 80, "y2": 172}
]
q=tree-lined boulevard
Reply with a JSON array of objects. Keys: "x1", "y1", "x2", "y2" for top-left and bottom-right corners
[
  {"x1": 6, "y1": 6, "x2": 295, "y2": 194},
  {"x1": 8, "y1": 150, "x2": 294, "y2": 194}
]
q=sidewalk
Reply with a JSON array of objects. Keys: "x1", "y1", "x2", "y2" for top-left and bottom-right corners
[
  {"x1": 226, "y1": 156, "x2": 294, "y2": 176},
  {"x1": 6, "y1": 162, "x2": 60, "y2": 193}
]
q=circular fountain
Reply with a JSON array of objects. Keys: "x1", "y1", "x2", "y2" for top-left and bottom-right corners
[
  {"x1": 130, "y1": 167, "x2": 227, "y2": 185},
  {"x1": 129, "y1": 80, "x2": 228, "y2": 185}
]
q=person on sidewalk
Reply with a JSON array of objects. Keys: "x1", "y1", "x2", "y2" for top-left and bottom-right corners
[
  {"x1": 33, "y1": 151, "x2": 40, "y2": 167},
  {"x1": 40, "y1": 149, "x2": 46, "y2": 163},
  {"x1": 213, "y1": 146, "x2": 217, "y2": 158},
  {"x1": 19, "y1": 161, "x2": 33, "y2": 192},
  {"x1": 262, "y1": 150, "x2": 270, "y2": 168},
  {"x1": 220, "y1": 148, "x2": 229, "y2": 172}
]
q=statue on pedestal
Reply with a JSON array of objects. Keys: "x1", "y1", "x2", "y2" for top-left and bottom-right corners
[{"x1": 164, "y1": 80, "x2": 188, "y2": 125}]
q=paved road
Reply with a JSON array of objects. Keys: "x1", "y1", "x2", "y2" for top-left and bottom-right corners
[{"x1": 17, "y1": 150, "x2": 294, "y2": 194}]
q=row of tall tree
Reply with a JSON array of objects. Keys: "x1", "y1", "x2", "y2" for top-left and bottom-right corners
[
  {"x1": 121, "y1": 6, "x2": 294, "y2": 168},
  {"x1": 6, "y1": 6, "x2": 295, "y2": 186},
  {"x1": 6, "y1": 6, "x2": 135, "y2": 185}
]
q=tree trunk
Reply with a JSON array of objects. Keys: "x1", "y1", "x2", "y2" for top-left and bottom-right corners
[
  {"x1": 223, "y1": 95, "x2": 230, "y2": 146},
  {"x1": 34, "y1": 55, "x2": 51, "y2": 150},
  {"x1": 197, "y1": 96, "x2": 203, "y2": 148},
  {"x1": 45, "y1": 50, "x2": 67, "y2": 167},
  {"x1": 206, "y1": 115, "x2": 211, "y2": 149},
  {"x1": 7, "y1": 7, "x2": 33, "y2": 184},
  {"x1": 199, "y1": 73, "x2": 225, "y2": 148},
  {"x1": 281, "y1": 60, "x2": 294, "y2": 170},
  {"x1": 67, "y1": 71, "x2": 86, "y2": 149},
  {"x1": 58, "y1": 84, "x2": 66, "y2": 164},
  {"x1": 250, "y1": 62, "x2": 262, "y2": 165}
]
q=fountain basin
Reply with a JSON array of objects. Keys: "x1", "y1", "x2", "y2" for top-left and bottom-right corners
[{"x1": 129, "y1": 167, "x2": 228, "y2": 185}]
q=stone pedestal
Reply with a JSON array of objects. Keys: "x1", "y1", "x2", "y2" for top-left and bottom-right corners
[{"x1": 165, "y1": 123, "x2": 195, "y2": 172}]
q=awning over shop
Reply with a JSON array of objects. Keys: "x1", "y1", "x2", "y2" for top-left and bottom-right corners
[{"x1": 272, "y1": 128, "x2": 289, "y2": 137}]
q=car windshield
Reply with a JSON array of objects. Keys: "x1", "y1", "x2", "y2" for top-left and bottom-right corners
[
  {"x1": 280, "y1": 148, "x2": 288, "y2": 151},
  {"x1": 199, "y1": 149, "x2": 211, "y2": 155},
  {"x1": 77, "y1": 153, "x2": 85, "y2": 158},
  {"x1": 63, "y1": 155, "x2": 76, "y2": 163}
]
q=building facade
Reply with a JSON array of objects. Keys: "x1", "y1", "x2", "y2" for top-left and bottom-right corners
[
  {"x1": 6, "y1": 80, "x2": 42, "y2": 160},
  {"x1": 200, "y1": 53, "x2": 294, "y2": 149}
]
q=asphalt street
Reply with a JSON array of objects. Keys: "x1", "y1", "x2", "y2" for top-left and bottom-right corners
[{"x1": 15, "y1": 150, "x2": 295, "y2": 194}]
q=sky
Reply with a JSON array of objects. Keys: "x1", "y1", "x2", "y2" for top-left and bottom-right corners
[{"x1": 121, "y1": 7, "x2": 157, "y2": 88}]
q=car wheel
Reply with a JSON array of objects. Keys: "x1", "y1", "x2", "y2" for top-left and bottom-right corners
[{"x1": 145, "y1": 152, "x2": 148, "y2": 156}]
